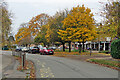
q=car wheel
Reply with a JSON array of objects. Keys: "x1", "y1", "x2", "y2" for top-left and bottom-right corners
[
  {"x1": 31, "y1": 51, "x2": 33, "y2": 54},
  {"x1": 32, "y1": 52, "x2": 35, "y2": 54},
  {"x1": 43, "y1": 52, "x2": 46, "y2": 55},
  {"x1": 40, "y1": 52, "x2": 42, "y2": 55}
]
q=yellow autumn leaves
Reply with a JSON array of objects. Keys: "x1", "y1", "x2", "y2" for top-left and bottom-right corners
[
  {"x1": 15, "y1": 14, "x2": 49, "y2": 44},
  {"x1": 16, "y1": 5, "x2": 97, "y2": 45},
  {"x1": 63, "y1": 5, "x2": 94, "y2": 29},
  {"x1": 58, "y1": 5, "x2": 97, "y2": 43},
  {"x1": 58, "y1": 27, "x2": 97, "y2": 42}
]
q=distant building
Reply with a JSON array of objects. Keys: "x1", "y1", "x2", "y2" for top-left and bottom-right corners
[{"x1": 74, "y1": 37, "x2": 111, "y2": 51}]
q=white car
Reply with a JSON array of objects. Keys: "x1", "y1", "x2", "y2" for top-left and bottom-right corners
[
  {"x1": 22, "y1": 47, "x2": 29, "y2": 52},
  {"x1": 58, "y1": 47, "x2": 63, "y2": 50},
  {"x1": 49, "y1": 46, "x2": 56, "y2": 50}
]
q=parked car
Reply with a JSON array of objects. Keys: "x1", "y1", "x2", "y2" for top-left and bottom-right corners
[
  {"x1": 48, "y1": 46, "x2": 56, "y2": 50},
  {"x1": 38, "y1": 45, "x2": 43, "y2": 49},
  {"x1": 22, "y1": 47, "x2": 29, "y2": 52},
  {"x1": 57, "y1": 46, "x2": 63, "y2": 50},
  {"x1": 28, "y1": 47, "x2": 39, "y2": 53},
  {"x1": 28, "y1": 47, "x2": 33, "y2": 53},
  {"x1": 15, "y1": 47, "x2": 22, "y2": 52},
  {"x1": 2, "y1": 46, "x2": 9, "y2": 50},
  {"x1": 57, "y1": 45, "x2": 69, "y2": 50},
  {"x1": 40, "y1": 47, "x2": 54, "y2": 55}
]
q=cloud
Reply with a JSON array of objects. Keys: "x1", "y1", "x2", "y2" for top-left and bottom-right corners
[{"x1": 6, "y1": 0, "x2": 40, "y2": 3}]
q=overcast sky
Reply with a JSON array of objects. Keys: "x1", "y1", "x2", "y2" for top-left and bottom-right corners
[{"x1": 6, "y1": 0, "x2": 107, "y2": 35}]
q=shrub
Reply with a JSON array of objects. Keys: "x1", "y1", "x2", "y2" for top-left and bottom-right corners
[
  {"x1": 54, "y1": 49, "x2": 63, "y2": 52},
  {"x1": 111, "y1": 39, "x2": 120, "y2": 59},
  {"x1": 72, "y1": 49, "x2": 79, "y2": 52}
]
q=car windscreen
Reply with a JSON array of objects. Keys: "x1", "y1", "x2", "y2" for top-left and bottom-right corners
[
  {"x1": 16, "y1": 47, "x2": 21, "y2": 49},
  {"x1": 33, "y1": 47, "x2": 39, "y2": 49},
  {"x1": 43, "y1": 47, "x2": 47, "y2": 50},
  {"x1": 30, "y1": 47, "x2": 34, "y2": 49}
]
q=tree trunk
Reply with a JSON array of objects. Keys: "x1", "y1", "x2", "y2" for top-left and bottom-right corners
[
  {"x1": 62, "y1": 42, "x2": 65, "y2": 52},
  {"x1": 68, "y1": 41, "x2": 71, "y2": 52},
  {"x1": 44, "y1": 43, "x2": 46, "y2": 47},
  {"x1": 26, "y1": 44, "x2": 28, "y2": 47},
  {"x1": 47, "y1": 43, "x2": 50, "y2": 47},
  {"x1": 78, "y1": 42, "x2": 82, "y2": 53},
  {"x1": 82, "y1": 41, "x2": 85, "y2": 52}
]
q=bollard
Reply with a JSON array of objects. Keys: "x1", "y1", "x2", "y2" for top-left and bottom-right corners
[
  {"x1": 17, "y1": 52, "x2": 18, "y2": 57},
  {"x1": 20, "y1": 52, "x2": 22, "y2": 58},
  {"x1": 23, "y1": 54, "x2": 25, "y2": 67},
  {"x1": 22, "y1": 52, "x2": 26, "y2": 68},
  {"x1": 18, "y1": 52, "x2": 20, "y2": 57}
]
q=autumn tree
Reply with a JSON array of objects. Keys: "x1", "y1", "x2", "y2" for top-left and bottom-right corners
[
  {"x1": 1, "y1": 1, "x2": 12, "y2": 47},
  {"x1": 101, "y1": 0, "x2": 120, "y2": 39},
  {"x1": 20, "y1": 23, "x2": 29, "y2": 28},
  {"x1": 118, "y1": 3, "x2": 120, "y2": 38},
  {"x1": 95, "y1": 23, "x2": 107, "y2": 43},
  {"x1": 15, "y1": 13, "x2": 49, "y2": 46},
  {"x1": 45, "y1": 10, "x2": 70, "y2": 51},
  {"x1": 34, "y1": 25, "x2": 48, "y2": 47},
  {"x1": 28, "y1": 13, "x2": 49, "y2": 37},
  {"x1": 58, "y1": 28, "x2": 74, "y2": 52},
  {"x1": 28, "y1": 13, "x2": 49, "y2": 46},
  {"x1": 58, "y1": 5, "x2": 97, "y2": 52},
  {"x1": 15, "y1": 25, "x2": 33, "y2": 46}
]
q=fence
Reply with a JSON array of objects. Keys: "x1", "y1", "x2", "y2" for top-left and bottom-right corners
[
  {"x1": 12, "y1": 51, "x2": 22, "y2": 57},
  {"x1": 12, "y1": 51, "x2": 26, "y2": 67}
]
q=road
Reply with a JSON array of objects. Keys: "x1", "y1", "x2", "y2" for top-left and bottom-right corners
[{"x1": 27, "y1": 54, "x2": 118, "y2": 78}]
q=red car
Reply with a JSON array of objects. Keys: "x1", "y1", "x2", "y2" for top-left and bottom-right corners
[{"x1": 40, "y1": 47, "x2": 54, "y2": 55}]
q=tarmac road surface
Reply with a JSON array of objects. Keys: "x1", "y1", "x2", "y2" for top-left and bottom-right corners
[{"x1": 27, "y1": 54, "x2": 118, "y2": 78}]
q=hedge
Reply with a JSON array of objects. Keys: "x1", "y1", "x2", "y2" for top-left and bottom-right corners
[{"x1": 111, "y1": 39, "x2": 120, "y2": 59}]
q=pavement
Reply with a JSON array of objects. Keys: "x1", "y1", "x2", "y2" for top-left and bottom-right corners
[
  {"x1": 2, "y1": 51, "x2": 27, "y2": 79},
  {"x1": 27, "y1": 53, "x2": 118, "y2": 78},
  {"x1": 0, "y1": 50, "x2": 2, "y2": 79}
]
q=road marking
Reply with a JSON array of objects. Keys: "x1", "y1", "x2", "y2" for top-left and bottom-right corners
[{"x1": 34, "y1": 59, "x2": 54, "y2": 78}]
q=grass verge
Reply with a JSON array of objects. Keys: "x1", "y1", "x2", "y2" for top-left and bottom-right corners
[
  {"x1": 55, "y1": 49, "x2": 88, "y2": 52},
  {"x1": 53, "y1": 52, "x2": 110, "y2": 57},
  {"x1": 87, "y1": 59, "x2": 120, "y2": 70}
]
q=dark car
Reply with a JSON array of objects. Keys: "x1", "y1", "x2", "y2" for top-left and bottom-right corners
[
  {"x1": 2, "y1": 46, "x2": 9, "y2": 50},
  {"x1": 28, "y1": 47, "x2": 39, "y2": 53},
  {"x1": 40, "y1": 47, "x2": 54, "y2": 55}
]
